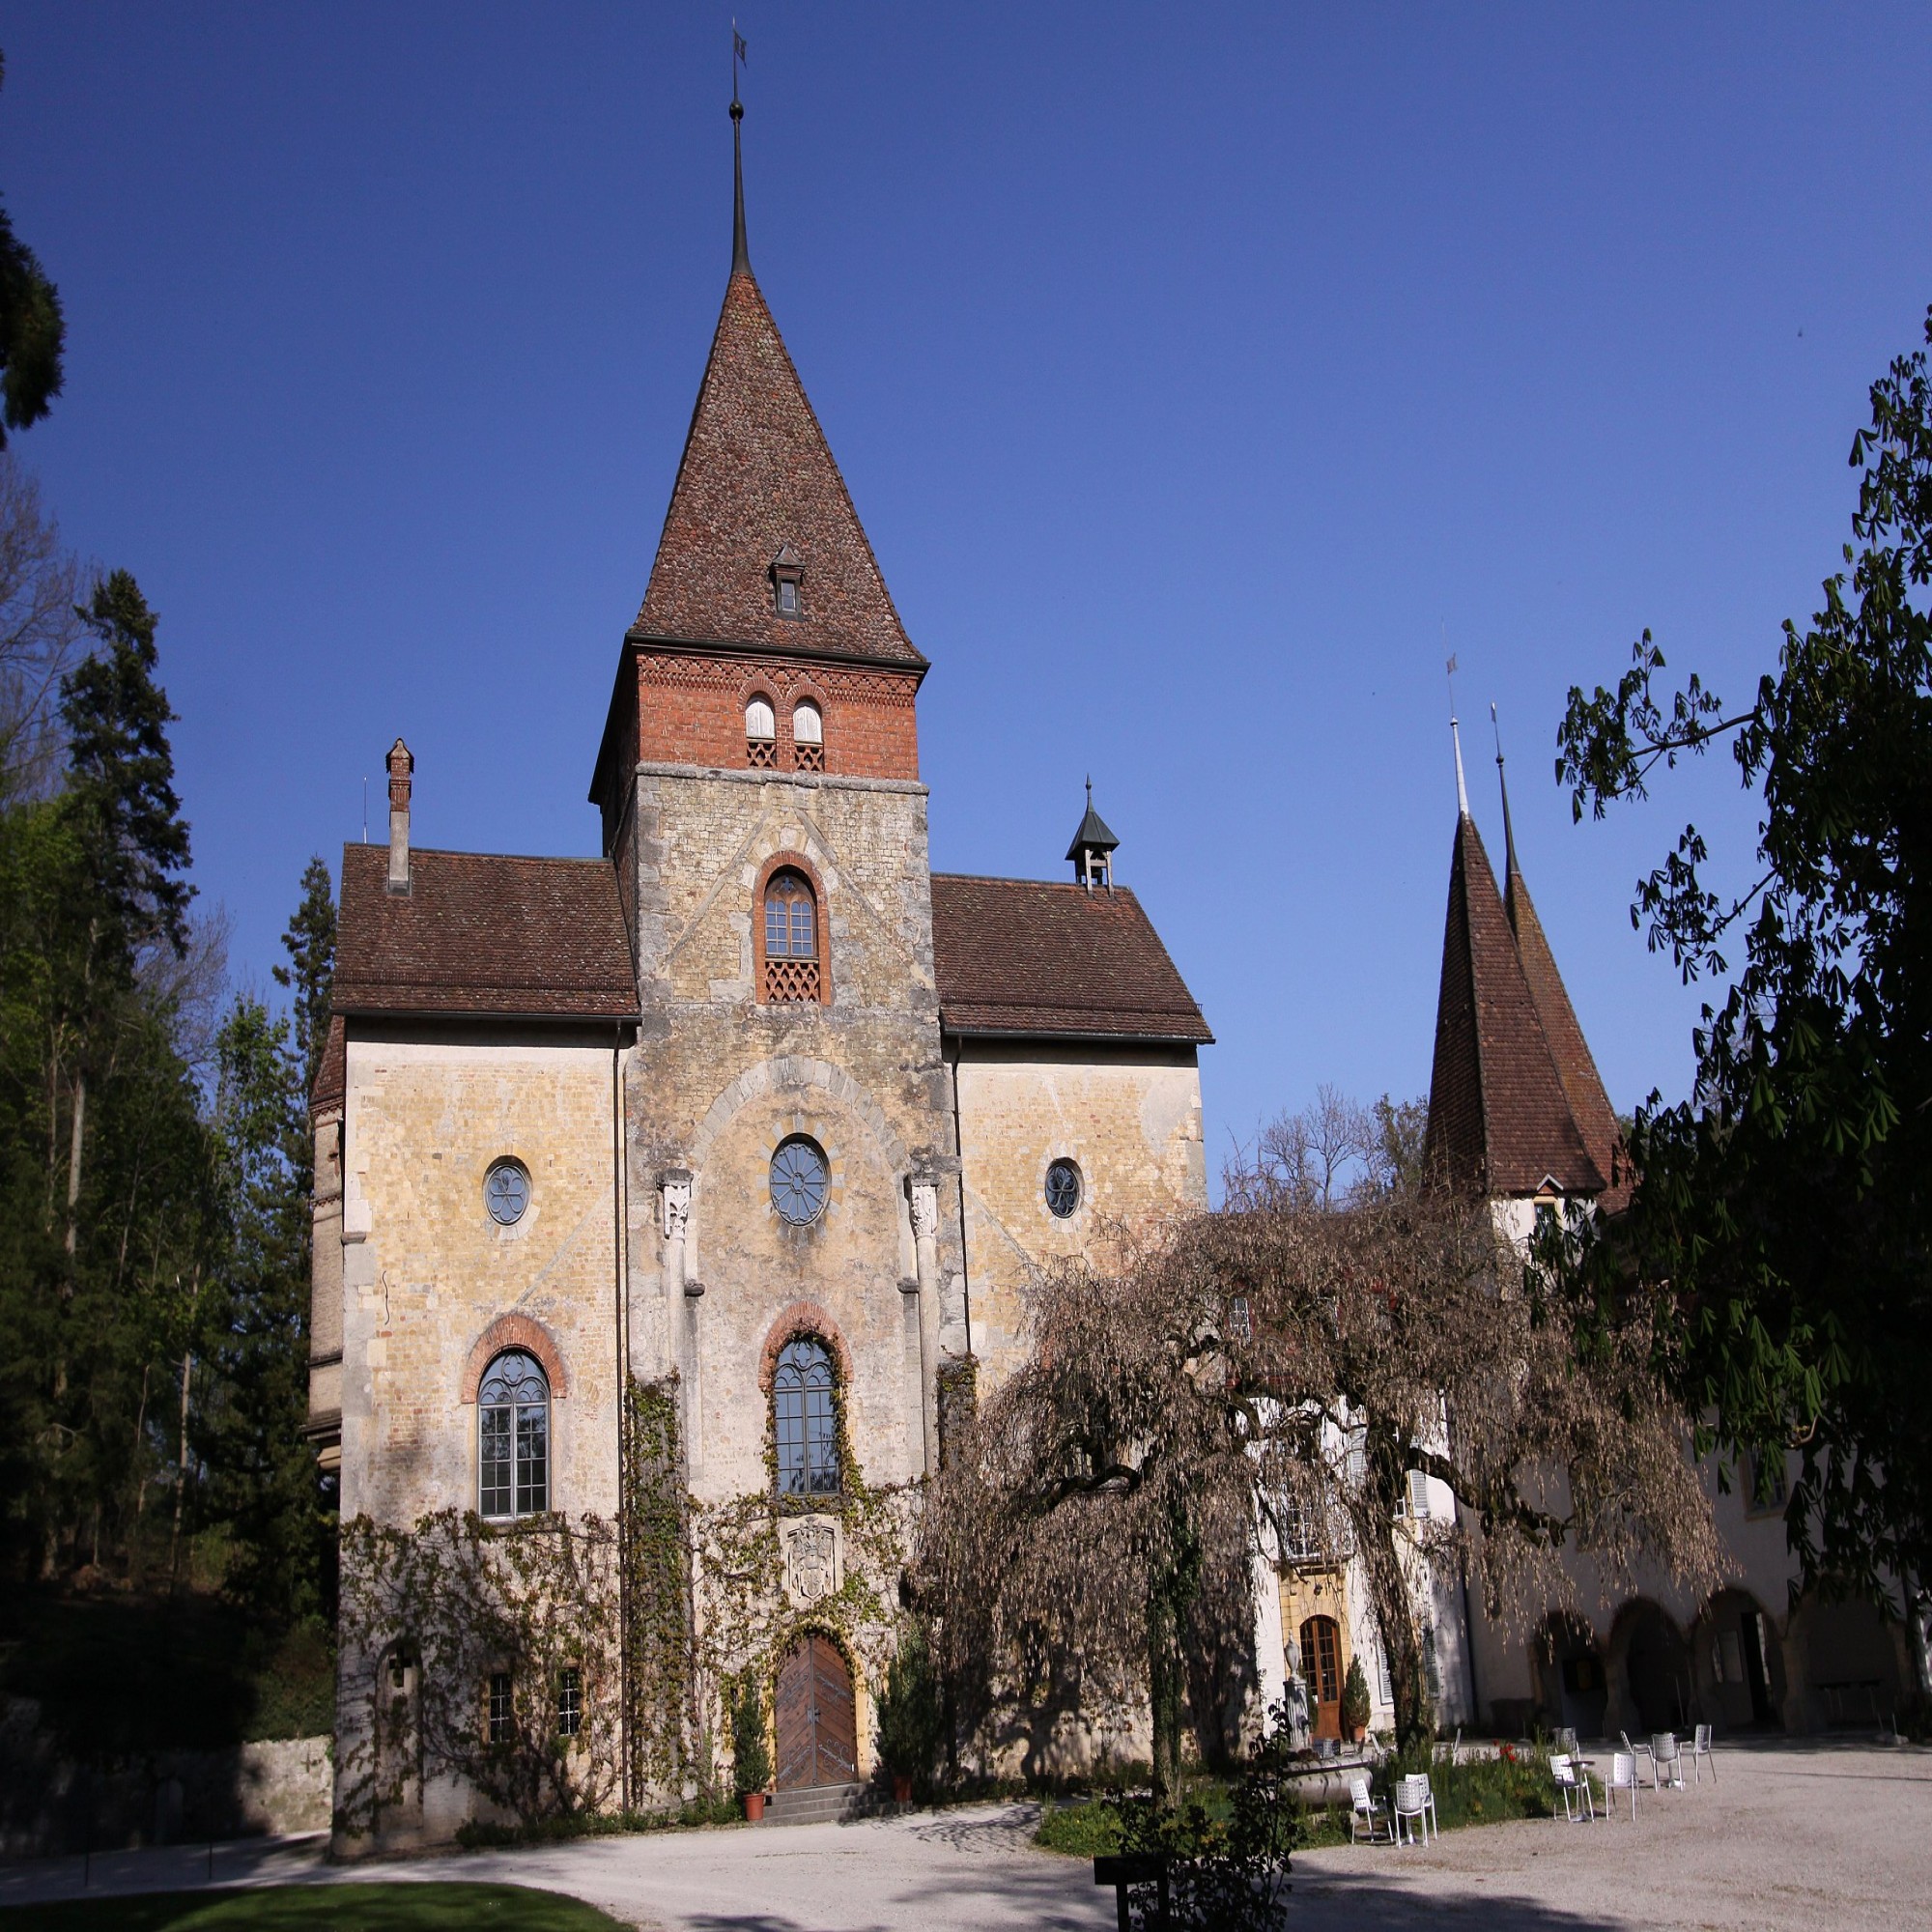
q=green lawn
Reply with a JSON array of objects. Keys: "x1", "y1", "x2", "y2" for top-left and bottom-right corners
[{"x1": 0, "y1": 1882, "x2": 630, "y2": 1931}]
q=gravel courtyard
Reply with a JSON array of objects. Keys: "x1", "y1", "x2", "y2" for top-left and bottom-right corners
[{"x1": 2, "y1": 1738, "x2": 1925, "y2": 1930}]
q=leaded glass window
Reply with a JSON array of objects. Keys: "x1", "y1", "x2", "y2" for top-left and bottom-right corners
[
  {"x1": 1044, "y1": 1157, "x2": 1082, "y2": 1218},
  {"x1": 485, "y1": 1158, "x2": 529, "y2": 1226},
  {"x1": 488, "y1": 1670, "x2": 515, "y2": 1745},
  {"x1": 770, "y1": 1138, "x2": 829, "y2": 1226},
  {"x1": 774, "y1": 1337, "x2": 839, "y2": 1496},
  {"x1": 764, "y1": 869, "x2": 816, "y2": 959},
  {"x1": 479, "y1": 1349, "x2": 549, "y2": 1520}
]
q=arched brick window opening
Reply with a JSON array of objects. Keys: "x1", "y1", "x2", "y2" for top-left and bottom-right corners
[
  {"x1": 761, "y1": 867, "x2": 820, "y2": 1004},
  {"x1": 773, "y1": 1337, "x2": 840, "y2": 1497},
  {"x1": 479, "y1": 1349, "x2": 549, "y2": 1520},
  {"x1": 746, "y1": 696, "x2": 777, "y2": 769},
  {"x1": 792, "y1": 699, "x2": 823, "y2": 772}
]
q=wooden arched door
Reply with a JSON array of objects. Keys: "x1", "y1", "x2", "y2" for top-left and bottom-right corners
[
  {"x1": 1299, "y1": 1615, "x2": 1344, "y2": 1741},
  {"x1": 775, "y1": 1633, "x2": 857, "y2": 1790}
]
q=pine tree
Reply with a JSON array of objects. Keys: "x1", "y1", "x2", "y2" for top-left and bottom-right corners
[
  {"x1": 0, "y1": 52, "x2": 64, "y2": 448},
  {"x1": 272, "y1": 856, "x2": 335, "y2": 1097}
]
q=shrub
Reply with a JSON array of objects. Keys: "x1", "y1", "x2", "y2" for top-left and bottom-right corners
[
  {"x1": 1340, "y1": 1657, "x2": 1371, "y2": 1738},
  {"x1": 873, "y1": 1624, "x2": 944, "y2": 1791},
  {"x1": 729, "y1": 1673, "x2": 771, "y2": 1797}
]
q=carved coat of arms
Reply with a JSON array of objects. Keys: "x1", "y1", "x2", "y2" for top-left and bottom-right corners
[{"x1": 782, "y1": 1518, "x2": 839, "y2": 1607}]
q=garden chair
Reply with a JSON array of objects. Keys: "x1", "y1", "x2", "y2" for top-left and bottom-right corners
[
  {"x1": 1605, "y1": 1751, "x2": 1640, "y2": 1822},
  {"x1": 1348, "y1": 1775, "x2": 1391, "y2": 1844},
  {"x1": 1550, "y1": 1753, "x2": 1594, "y2": 1823},
  {"x1": 1690, "y1": 1722, "x2": 1716, "y2": 1784},
  {"x1": 1394, "y1": 1773, "x2": 1436, "y2": 1845},
  {"x1": 1619, "y1": 1729, "x2": 1655, "y2": 1781},
  {"x1": 1555, "y1": 1726, "x2": 1580, "y2": 1757},
  {"x1": 1649, "y1": 1733, "x2": 1685, "y2": 1791}
]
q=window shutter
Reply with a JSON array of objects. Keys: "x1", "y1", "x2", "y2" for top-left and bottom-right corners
[{"x1": 1406, "y1": 1469, "x2": 1431, "y2": 1520}]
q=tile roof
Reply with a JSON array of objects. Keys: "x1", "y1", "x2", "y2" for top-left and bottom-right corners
[
  {"x1": 332, "y1": 843, "x2": 638, "y2": 1023},
  {"x1": 311, "y1": 1012, "x2": 346, "y2": 1111},
  {"x1": 930, "y1": 874, "x2": 1212, "y2": 1044},
  {"x1": 1422, "y1": 813, "x2": 1605, "y2": 1199},
  {"x1": 1503, "y1": 826, "x2": 1629, "y2": 1209},
  {"x1": 634, "y1": 264, "x2": 923, "y2": 668}
]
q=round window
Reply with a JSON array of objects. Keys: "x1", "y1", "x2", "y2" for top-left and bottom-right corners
[
  {"x1": 484, "y1": 1159, "x2": 530, "y2": 1226},
  {"x1": 770, "y1": 1137, "x2": 829, "y2": 1226},
  {"x1": 1044, "y1": 1158, "x2": 1082, "y2": 1219}
]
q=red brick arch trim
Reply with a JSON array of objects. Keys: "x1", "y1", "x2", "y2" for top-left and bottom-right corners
[
  {"x1": 757, "y1": 1301, "x2": 852, "y2": 1394},
  {"x1": 460, "y1": 1313, "x2": 570, "y2": 1404},
  {"x1": 753, "y1": 849, "x2": 832, "y2": 1006}
]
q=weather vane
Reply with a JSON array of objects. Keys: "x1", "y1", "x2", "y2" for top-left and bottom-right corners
[{"x1": 732, "y1": 22, "x2": 747, "y2": 108}]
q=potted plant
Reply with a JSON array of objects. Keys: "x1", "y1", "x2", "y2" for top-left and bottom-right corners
[
  {"x1": 731, "y1": 1672, "x2": 772, "y2": 1822},
  {"x1": 1341, "y1": 1657, "x2": 1372, "y2": 1746},
  {"x1": 874, "y1": 1623, "x2": 942, "y2": 1806}
]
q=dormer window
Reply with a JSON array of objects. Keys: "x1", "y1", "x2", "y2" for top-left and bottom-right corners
[
  {"x1": 793, "y1": 700, "x2": 823, "y2": 772},
  {"x1": 746, "y1": 696, "x2": 777, "y2": 769},
  {"x1": 770, "y1": 544, "x2": 805, "y2": 621}
]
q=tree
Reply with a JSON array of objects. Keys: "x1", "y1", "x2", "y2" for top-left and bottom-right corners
[
  {"x1": 920, "y1": 1243, "x2": 1260, "y2": 1804},
  {"x1": 1556, "y1": 303, "x2": 1932, "y2": 1665},
  {"x1": 0, "y1": 453, "x2": 90, "y2": 801},
  {"x1": 272, "y1": 855, "x2": 335, "y2": 1097},
  {"x1": 1211, "y1": 1134, "x2": 1718, "y2": 1749},
  {"x1": 0, "y1": 52, "x2": 64, "y2": 449}
]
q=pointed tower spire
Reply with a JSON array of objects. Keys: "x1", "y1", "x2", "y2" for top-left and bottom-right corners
[
  {"x1": 1451, "y1": 716, "x2": 1470, "y2": 816},
  {"x1": 729, "y1": 99, "x2": 750, "y2": 276},
  {"x1": 1492, "y1": 702, "x2": 1520, "y2": 892}
]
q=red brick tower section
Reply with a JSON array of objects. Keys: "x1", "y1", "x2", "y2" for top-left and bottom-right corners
[{"x1": 590, "y1": 118, "x2": 926, "y2": 839}]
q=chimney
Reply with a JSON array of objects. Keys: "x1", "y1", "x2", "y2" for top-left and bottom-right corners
[{"x1": 385, "y1": 737, "x2": 414, "y2": 893}]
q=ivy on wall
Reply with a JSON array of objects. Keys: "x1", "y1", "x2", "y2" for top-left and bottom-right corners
[
  {"x1": 335, "y1": 1509, "x2": 621, "y2": 1838},
  {"x1": 623, "y1": 1375, "x2": 696, "y2": 1803}
]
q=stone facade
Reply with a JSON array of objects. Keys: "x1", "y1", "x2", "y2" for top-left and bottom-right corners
[{"x1": 310, "y1": 138, "x2": 1211, "y2": 1852}]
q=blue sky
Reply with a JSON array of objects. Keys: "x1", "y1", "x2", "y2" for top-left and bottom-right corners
[{"x1": 6, "y1": 5, "x2": 1930, "y2": 1169}]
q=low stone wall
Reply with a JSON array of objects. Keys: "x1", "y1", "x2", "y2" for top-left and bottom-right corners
[{"x1": 0, "y1": 1700, "x2": 331, "y2": 1858}]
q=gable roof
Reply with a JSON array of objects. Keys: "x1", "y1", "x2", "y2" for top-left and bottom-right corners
[
  {"x1": 1422, "y1": 812, "x2": 1605, "y2": 1199},
  {"x1": 332, "y1": 843, "x2": 638, "y2": 1023},
  {"x1": 930, "y1": 875, "x2": 1212, "y2": 1044},
  {"x1": 633, "y1": 261, "x2": 923, "y2": 668}
]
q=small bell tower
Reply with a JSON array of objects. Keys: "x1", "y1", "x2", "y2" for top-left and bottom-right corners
[{"x1": 1065, "y1": 778, "x2": 1119, "y2": 893}]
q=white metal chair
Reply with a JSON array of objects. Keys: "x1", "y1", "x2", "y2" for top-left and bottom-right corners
[
  {"x1": 1550, "y1": 1753, "x2": 1594, "y2": 1823},
  {"x1": 1394, "y1": 1773, "x2": 1436, "y2": 1845},
  {"x1": 1555, "y1": 1725, "x2": 1580, "y2": 1757},
  {"x1": 1649, "y1": 1732, "x2": 1685, "y2": 1791},
  {"x1": 1619, "y1": 1729, "x2": 1655, "y2": 1782},
  {"x1": 1348, "y1": 1775, "x2": 1391, "y2": 1844},
  {"x1": 1605, "y1": 1750, "x2": 1640, "y2": 1822},
  {"x1": 1690, "y1": 1722, "x2": 1716, "y2": 1783}
]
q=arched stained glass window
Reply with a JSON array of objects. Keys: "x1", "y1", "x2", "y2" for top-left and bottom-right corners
[
  {"x1": 770, "y1": 1137, "x2": 829, "y2": 1225},
  {"x1": 479, "y1": 1348, "x2": 550, "y2": 1520},
  {"x1": 774, "y1": 1337, "x2": 839, "y2": 1495}
]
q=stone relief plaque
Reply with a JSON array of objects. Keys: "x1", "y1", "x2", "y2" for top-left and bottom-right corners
[{"x1": 781, "y1": 1515, "x2": 841, "y2": 1607}]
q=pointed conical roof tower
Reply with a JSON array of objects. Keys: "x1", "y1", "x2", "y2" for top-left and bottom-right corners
[
  {"x1": 630, "y1": 99, "x2": 923, "y2": 668},
  {"x1": 1422, "y1": 720, "x2": 1606, "y2": 1201},
  {"x1": 1495, "y1": 734, "x2": 1626, "y2": 1208}
]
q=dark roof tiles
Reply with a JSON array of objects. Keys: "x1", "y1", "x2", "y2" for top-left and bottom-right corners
[
  {"x1": 332, "y1": 843, "x2": 637, "y2": 1022},
  {"x1": 931, "y1": 874, "x2": 1211, "y2": 1044},
  {"x1": 635, "y1": 269, "x2": 923, "y2": 668},
  {"x1": 1423, "y1": 815, "x2": 1605, "y2": 1199}
]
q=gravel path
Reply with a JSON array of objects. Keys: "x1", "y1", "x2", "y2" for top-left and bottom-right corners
[{"x1": 1, "y1": 1737, "x2": 1924, "y2": 1929}]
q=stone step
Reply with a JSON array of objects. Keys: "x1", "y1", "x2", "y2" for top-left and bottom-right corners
[{"x1": 756, "y1": 1781, "x2": 868, "y2": 1828}]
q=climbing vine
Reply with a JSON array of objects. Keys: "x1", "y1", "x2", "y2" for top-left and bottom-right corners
[
  {"x1": 336, "y1": 1508, "x2": 621, "y2": 1840},
  {"x1": 623, "y1": 1375, "x2": 696, "y2": 1803}
]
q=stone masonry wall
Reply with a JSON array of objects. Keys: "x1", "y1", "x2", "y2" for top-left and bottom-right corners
[{"x1": 952, "y1": 1040, "x2": 1208, "y2": 1391}]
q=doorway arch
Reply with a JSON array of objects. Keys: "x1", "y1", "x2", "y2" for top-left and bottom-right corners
[
  {"x1": 1298, "y1": 1615, "x2": 1344, "y2": 1741},
  {"x1": 775, "y1": 1631, "x2": 858, "y2": 1789}
]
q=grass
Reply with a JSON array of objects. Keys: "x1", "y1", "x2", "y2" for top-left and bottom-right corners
[
  {"x1": 1034, "y1": 1747, "x2": 1563, "y2": 1860},
  {"x1": 0, "y1": 1882, "x2": 629, "y2": 1931}
]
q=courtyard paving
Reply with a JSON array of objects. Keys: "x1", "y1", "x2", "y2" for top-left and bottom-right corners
[{"x1": 0, "y1": 1738, "x2": 1924, "y2": 1929}]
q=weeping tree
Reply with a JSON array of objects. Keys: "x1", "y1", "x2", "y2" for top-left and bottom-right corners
[
  {"x1": 920, "y1": 1246, "x2": 1260, "y2": 1804},
  {"x1": 1218, "y1": 1112, "x2": 1719, "y2": 1748}
]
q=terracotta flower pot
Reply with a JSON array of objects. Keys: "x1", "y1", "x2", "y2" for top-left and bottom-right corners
[
  {"x1": 892, "y1": 1774, "x2": 914, "y2": 1804},
  {"x1": 742, "y1": 1791, "x2": 766, "y2": 1823}
]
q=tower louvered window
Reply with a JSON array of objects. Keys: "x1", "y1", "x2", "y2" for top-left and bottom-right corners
[
  {"x1": 792, "y1": 700, "x2": 823, "y2": 772},
  {"x1": 746, "y1": 697, "x2": 777, "y2": 768},
  {"x1": 761, "y1": 868, "x2": 820, "y2": 1003}
]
